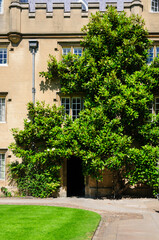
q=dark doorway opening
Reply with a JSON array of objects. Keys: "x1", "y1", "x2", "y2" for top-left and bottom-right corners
[{"x1": 67, "y1": 157, "x2": 85, "y2": 197}]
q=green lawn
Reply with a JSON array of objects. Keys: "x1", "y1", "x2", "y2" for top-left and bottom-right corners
[{"x1": 0, "y1": 205, "x2": 101, "y2": 240}]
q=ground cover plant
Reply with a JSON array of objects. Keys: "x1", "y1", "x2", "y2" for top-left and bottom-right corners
[{"x1": 0, "y1": 205, "x2": 100, "y2": 240}]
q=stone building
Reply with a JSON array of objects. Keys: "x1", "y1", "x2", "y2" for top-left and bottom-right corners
[{"x1": 0, "y1": 0, "x2": 158, "y2": 197}]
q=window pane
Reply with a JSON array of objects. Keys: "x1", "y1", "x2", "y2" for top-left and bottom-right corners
[
  {"x1": 0, "y1": 153, "x2": 5, "y2": 180},
  {"x1": 77, "y1": 104, "x2": 80, "y2": 109},
  {"x1": 156, "y1": 110, "x2": 159, "y2": 114},
  {"x1": 0, "y1": 0, "x2": 2, "y2": 13},
  {"x1": 151, "y1": 0, "x2": 159, "y2": 12},
  {"x1": 72, "y1": 97, "x2": 81, "y2": 120},
  {"x1": 148, "y1": 102, "x2": 153, "y2": 115},
  {"x1": 147, "y1": 47, "x2": 154, "y2": 64},
  {"x1": 0, "y1": 98, "x2": 5, "y2": 122},
  {"x1": 73, "y1": 48, "x2": 82, "y2": 57},
  {"x1": 73, "y1": 110, "x2": 76, "y2": 115},
  {"x1": 155, "y1": 97, "x2": 159, "y2": 114},
  {"x1": 61, "y1": 97, "x2": 70, "y2": 116},
  {"x1": 0, "y1": 48, "x2": 7, "y2": 65},
  {"x1": 156, "y1": 47, "x2": 159, "y2": 58},
  {"x1": 156, "y1": 97, "x2": 159, "y2": 103},
  {"x1": 62, "y1": 48, "x2": 71, "y2": 56}
]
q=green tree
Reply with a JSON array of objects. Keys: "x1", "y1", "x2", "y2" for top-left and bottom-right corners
[
  {"x1": 41, "y1": 7, "x2": 159, "y2": 196},
  {"x1": 9, "y1": 102, "x2": 64, "y2": 197}
]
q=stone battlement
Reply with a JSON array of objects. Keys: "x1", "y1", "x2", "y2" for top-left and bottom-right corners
[
  {"x1": 19, "y1": 0, "x2": 133, "y2": 12},
  {"x1": 2, "y1": 0, "x2": 143, "y2": 36}
]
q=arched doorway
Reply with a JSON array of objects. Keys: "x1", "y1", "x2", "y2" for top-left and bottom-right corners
[{"x1": 67, "y1": 157, "x2": 85, "y2": 197}]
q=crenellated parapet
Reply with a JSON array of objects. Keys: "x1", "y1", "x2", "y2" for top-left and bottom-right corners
[
  {"x1": 21, "y1": 0, "x2": 134, "y2": 13},
  {"x1": 7, "y1": 0, "x2": 143, "y2": 43}
]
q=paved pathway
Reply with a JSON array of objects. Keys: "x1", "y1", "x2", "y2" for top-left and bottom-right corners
[{"x1": 0, "y1": 197, "x2": 159, "y2": 239}]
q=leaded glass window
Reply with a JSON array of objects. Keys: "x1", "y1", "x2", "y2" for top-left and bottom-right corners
[
  {"x1": 62, "y1": 48, "x2": 71, "y2": 56},
  {"x1": 155, "y1": 97, "x2": 159, "y2": 114},
  {"x1": 0, "y1": 98, "x2": 5, "y2": 122},
  {"x1": 0, "y1": 153, "x2": 5, "y2": 180},
  {"x1": 61, "y1": 97, "x2": 82, "y2": 120},
  {"x1": 147, "y1": 47, "x2": 154, "y2": 64},
  {"x1": 0, "y1": 48, "x2": 7, "y2": 65},
  {"x1": 73, "y1": 48, "x2": 82, "y2": 57},
  {"x1": 72, "y1": 97, "x2": 81, "y2": 120},
  {"x1": 61, "y1": 98, "x2": 70, "y2": 116},
  {"x1": 151, "y1": 0, "x2": 159, "y2": 12},
  {"x1": 0, "y1": 0, "x2": 3, "y2": 13}
]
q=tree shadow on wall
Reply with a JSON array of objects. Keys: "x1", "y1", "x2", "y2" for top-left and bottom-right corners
[{"x1": 39, "y1": 78, "x2": 60, "y2": 93}]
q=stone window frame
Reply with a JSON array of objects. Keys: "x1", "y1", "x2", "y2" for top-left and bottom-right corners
[
  {"x1": 57, "y1": 92, "x2": 85, "y2": 120},
  {"x1": 0, "y1": 46, "x2": 8, "y2": 66},
  {"x1": 147, "y1": 44, "x2": 159, "y2": 64},
  {"x1": 58, "y1": 41, "x2": 83, "y2": 60},
  {"x1": 151, "y1": 0, "x2": 159, "y2": 12},
  {"x1": 61, "y1": 96, "x2": 83, "y2": 120},
  {"x1": 0, "y1": 150, "x2": 6, "y2": 180},
  {"x1": 0, "y1": 97, "x2": 5, "y2": 123},
  {"x1": 0, "y1": 92, "x2": 8, "y2": 123},
  {"x1": 62, "y1": 46, "x2": 83, "y2": 57},
  {"x1": 0, "y1": 42, "x2": 10, "y2": 66}
]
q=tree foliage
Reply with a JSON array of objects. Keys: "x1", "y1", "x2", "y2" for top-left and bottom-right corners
[
  {"x1": 41, "y1": 7, "x2": 159, "y2": 196},
  {"x1": 9, "y1": 102, "x2": 64, "y2": 197}
]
